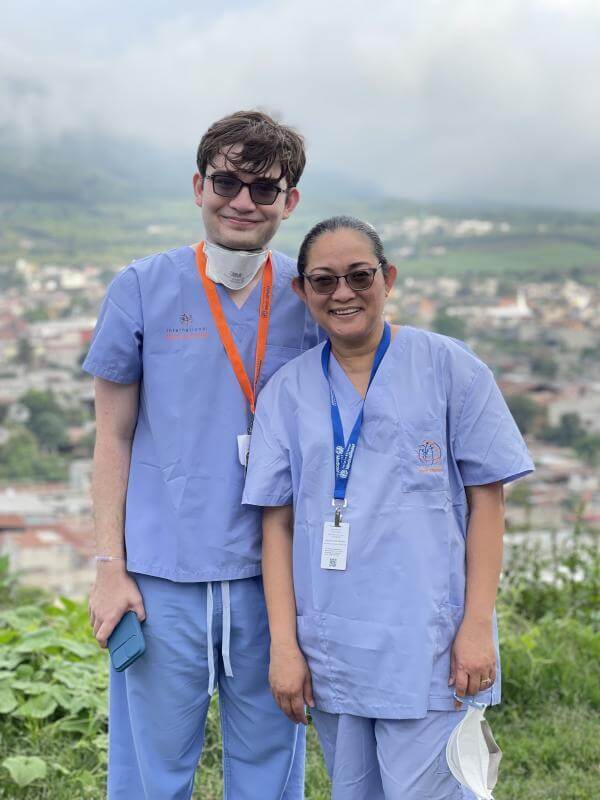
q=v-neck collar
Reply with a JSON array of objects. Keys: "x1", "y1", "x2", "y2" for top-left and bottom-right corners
[
  {"x1": 327, "y1": 326, "x2": 407, "y2": 405},
  {"x1": 215, "y1": 279, "x2": 261, "y2": 321}
]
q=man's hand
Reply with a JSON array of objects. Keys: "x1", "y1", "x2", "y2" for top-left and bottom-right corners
[
  {"x1": 269, "y1": 643, "x2": 314, "y2": 725},
  {"x1": 449, "y1": 618, "x2": 496, "y2": 708},
  {"x1": 89, "y1": 562, "x2": 146, "y2": 648}
]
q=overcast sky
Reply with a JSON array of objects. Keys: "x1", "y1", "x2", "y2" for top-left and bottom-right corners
[{"x1": 2, "y1": 0, "x2": 600, "y2": 208}]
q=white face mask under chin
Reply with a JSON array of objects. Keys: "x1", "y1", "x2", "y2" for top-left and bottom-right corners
[
  {"x1": 446, "y1": 696, "x2": 502, "y2": 800},
  {"x1": 204, "y1": 240, "x2": 268, "y2": 290}
]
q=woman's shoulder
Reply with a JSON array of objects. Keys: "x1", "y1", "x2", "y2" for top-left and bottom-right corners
[{"x1": 401, "y1": 324, "x2": 486, "y2": 370}]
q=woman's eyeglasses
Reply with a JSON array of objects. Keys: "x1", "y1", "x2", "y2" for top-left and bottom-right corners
[
  {"x1": 205, "y1": 173, "x2": 288, "y2": 206},
  {"x1": 303, "y1": 264, "x2": 383, "y2": 295}
]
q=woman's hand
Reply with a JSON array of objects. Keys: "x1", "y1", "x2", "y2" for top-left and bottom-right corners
[
  {"x1": 449, "y1": 618, "x2": 496, "y2": 708},
  {"x1": 269, "y1": 642, "x2": 314, "y2": 725}
]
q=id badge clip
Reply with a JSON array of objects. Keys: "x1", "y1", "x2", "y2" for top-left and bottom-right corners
[{"x1": 332, "y1": 497, "x2": 347, "y2": 527}]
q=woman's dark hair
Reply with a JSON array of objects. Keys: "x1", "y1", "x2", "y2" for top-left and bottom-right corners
[
  {"x1": 197, "y1": 110, "x2": 306, "y2": 188},
  {"x1": 297, "y1": 216, "x2": 389, "y2": 276}
]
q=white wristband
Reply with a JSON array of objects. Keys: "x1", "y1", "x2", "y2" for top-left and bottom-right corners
[{"x1": 95, "y1": 555, "x2": 125, "y2": 562}]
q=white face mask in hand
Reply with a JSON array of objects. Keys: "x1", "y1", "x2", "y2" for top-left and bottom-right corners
[
  {"x1": 446, "y1": 695, "x2": 502, "y2": 800},
  {"x1": 204, "y1": 240, "x2": 268, "y2": 290}
]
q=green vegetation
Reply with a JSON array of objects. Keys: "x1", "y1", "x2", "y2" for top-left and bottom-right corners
[
  {"x1": 0, "y1": 526, "x2": 598, "y2": 798},
  {"x1": 506, "y1": 394, "x2": 545, "y2": 436},
  {"x1": 432, "y1": 310, "x2": 467, "y2": 340},
  {"x1": 542, "y1": 413, "x2": 600, "y2": 467},
  {"x1": 393, "y1": 240, "x2": 600, "y2": 280},
  {"x1": 0, "y1": 391, "x2": 93, "y2": 483},
  {"x1": 0, "y1": 431, "x2": 68, "y2": 483}
]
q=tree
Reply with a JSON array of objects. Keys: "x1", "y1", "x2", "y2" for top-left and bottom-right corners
[
  {"x1": 0, "y1": 430, "x2": 68, "y2": 482},
  {"x1": 19, "y1": 390, "x2": 70, "y2": 452},
  {"x1": 29, "y1": 412, "x2": 69, "y2": 451},
  {"x1": 14, "y1": 338, "x2": 34, "y2": 368},
  {"x1": 20, "y1": 390, "x2": 63, "y2": 419},
  {"x1": 531, "y1": 353, "x2": 558, "y2": 380},
  {"x1": 541, "y1": 412, "x2": 586, "y2": 446},
  {"x1": 506, "y1": 395, "x2": 541, "y2": 436},
  {"x1": 573, "y1": 434, "x2": 600, "y2": 467},
  {"x1": 432, "y1": 311, "x2": 466, "y2": 340}
]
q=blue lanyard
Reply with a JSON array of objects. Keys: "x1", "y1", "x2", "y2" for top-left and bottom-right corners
[{"x1": 321, "y1": 322, "x2": 391, "y2": 523}]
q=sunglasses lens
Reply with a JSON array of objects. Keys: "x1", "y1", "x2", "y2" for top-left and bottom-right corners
[
  {"x1": 347, "y1": 270, "x2": 374, "y2": 291},
  {"x1": 310, "y1": 276, "x2": 338, "y2": 294},
  {"x1": 211, "y1": 175, "x2": 241, "y2": 197},
  {"x1": 250, "y1": 183, "x2": 279, "y2": 205}
]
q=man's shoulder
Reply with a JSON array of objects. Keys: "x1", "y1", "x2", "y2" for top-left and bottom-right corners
[
  {"x1": 125, "y1": 245, "x2": 195, "y2": 278},
  {"x1": 263, "y1": 340, "x2": 323, "y2": 396},
  {"x1": 271, "y1": 249, "x2": 298, "y2": 280}
]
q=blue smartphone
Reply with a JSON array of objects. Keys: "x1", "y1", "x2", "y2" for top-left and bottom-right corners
[{"x1": 107, "y1": 611, "x2": 146, "y2": 672}]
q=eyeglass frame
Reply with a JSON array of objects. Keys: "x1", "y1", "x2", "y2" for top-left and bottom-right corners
[
  {"x1": 204, "y1": 172, "x2": 289, "y2": 206},
  {"x1": 301, "y1": 263, "x2": 384, "y2": 295}
]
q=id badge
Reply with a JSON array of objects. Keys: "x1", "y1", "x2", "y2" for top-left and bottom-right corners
[
  {"x1": 237, "y1": 434, "x2": 251, "y2": 467},
  {"x1": 321, "y1": 521, "x2": 349, "y2": 570}
]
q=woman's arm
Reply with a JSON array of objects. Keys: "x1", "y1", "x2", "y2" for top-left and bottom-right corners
[
  {"x1": 263, "y1": 504, "x2": 314, "y2": 725},
  {"x1": 450, "y1": 481, "x2": 505, "y2": 704}
]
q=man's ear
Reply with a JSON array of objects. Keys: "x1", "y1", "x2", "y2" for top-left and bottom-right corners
[
  {"x1": 193, "y1": 172, "x2": 204, "y2": 208},
  {"x1": 292, "y1": 275, "x2": 307, "y2": 303},
  {"x1": 282, "y1": 187, "x2": 300, "y2": 220}
]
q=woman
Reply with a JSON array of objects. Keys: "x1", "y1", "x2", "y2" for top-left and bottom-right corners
[{"x1": 242, "y1": 217, "x2": 533, "y2": 799}]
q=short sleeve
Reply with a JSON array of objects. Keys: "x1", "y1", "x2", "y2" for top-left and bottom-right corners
[
  {"x1": 82, "y1": 267, "x2": 143, "y2": 384},
  {"x1": 242, "y1": 388, "x2": 293, "y2": 507},
  {"x1": 452, "y1": 364, "x2": 534, "y2": 486}
]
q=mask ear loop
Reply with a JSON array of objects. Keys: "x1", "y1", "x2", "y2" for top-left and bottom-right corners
[{"x1": 453, "y1": 692, "x2": 487, "y2": 711}]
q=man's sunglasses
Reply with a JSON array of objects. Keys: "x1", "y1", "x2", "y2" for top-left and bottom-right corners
[
  {"x1": 205, "y1": 173, "x2": 288, "y2": 206},
  {"x1": 302, "y1": 264, "x2": 383, "y2": 295}
]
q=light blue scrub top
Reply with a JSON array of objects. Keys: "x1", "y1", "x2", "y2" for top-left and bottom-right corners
[
  {"x1": 83, "y1": 245, "x2": 318, "y2": 582},
  {"x1": 243, "y1": 326, "x2": 534, "y2": 719}
]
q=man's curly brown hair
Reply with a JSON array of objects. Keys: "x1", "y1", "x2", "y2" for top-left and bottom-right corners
[{"x1": 196, "y1": 110, "x2": 306, "y2": 188}]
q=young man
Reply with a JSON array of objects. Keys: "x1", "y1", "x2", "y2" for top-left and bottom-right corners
[{"x1": 84, "y1": 111, "x2": 317, "y2": 800}]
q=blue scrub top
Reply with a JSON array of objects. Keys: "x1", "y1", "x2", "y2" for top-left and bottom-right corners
[
  {"x1": 83, "y1": 245, "x2": 318, "y2": 582},
  {"x1": 243, "y1": 326, "x2": 534, "y2": 719}
]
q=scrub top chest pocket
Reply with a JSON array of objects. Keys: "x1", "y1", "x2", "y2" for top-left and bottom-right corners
[{"x1": 399, "y1": 418, "x2": 449, "y2": 493}]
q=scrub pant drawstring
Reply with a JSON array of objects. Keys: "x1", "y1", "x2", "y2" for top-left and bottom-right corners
[
  {"x1": 206, "y1": 581, "x2": 234, "y2": 696},
  {"x1": 221, "y1": 580, "x2": 233, "y2": 678}
]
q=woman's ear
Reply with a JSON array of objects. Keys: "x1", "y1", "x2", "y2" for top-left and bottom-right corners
[{"x1": 384, "y1": 265, "x2": 397, "y2": 295}]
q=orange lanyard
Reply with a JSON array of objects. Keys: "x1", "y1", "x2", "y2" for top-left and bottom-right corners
[{"x1": 195, "y1": 242, "x2": 273, "y2": 424}]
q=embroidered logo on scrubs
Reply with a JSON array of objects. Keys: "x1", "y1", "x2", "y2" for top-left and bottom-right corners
[
  {"x1": 165, "y1": 317, "x2": 209, "y2": 341},
  {"x1": 417, "y1": 439, "x2": 443, "y2": 473}
]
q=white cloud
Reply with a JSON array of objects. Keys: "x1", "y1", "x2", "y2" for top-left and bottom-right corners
[{"x1": 1, "y1": 0, "x2": 600, "y2": 207}]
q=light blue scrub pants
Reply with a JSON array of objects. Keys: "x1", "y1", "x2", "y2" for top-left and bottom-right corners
[
  {"x1": 108, "y1": 575, "x2": 305, "y2": 800},
  {"x1": 311, "y1": 708, "x2": 476, "y2": 800}
]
